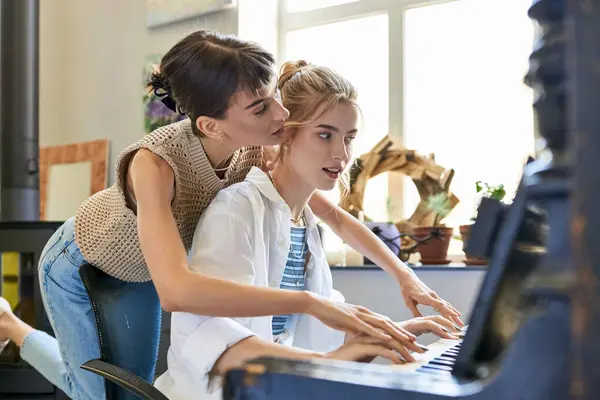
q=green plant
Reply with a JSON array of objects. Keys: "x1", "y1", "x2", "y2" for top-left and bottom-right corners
[
  {"x1": 426, "y1": 192, "x2": 453, "y2": 226},
  {"x1": 468, "y1": 181, "x2": 507, "y2": 223},
  {"x1": 475, "y1": 181, "x2": 506, "y2": 201}
]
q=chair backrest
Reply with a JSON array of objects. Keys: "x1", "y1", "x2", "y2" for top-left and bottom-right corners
[{"x1": 79, "y1": 264, "x2": 162, "y2": 400}]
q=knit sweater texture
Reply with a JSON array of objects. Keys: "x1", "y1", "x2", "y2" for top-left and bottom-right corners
[{"x1": 74, "y1": 119, "x2": 263, "y2": 282}]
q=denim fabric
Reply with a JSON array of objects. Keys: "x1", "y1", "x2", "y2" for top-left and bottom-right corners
[{"x1": 20, "y1": 216, "x2": 105, "y2": 400}]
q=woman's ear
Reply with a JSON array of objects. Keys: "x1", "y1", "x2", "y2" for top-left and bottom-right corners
[
  {"x1": 282, "y1": 127, "x2": 296, "y2": 148},
  {"x1": 195, "y1": 116, "x2": 223, "y2": 140}
]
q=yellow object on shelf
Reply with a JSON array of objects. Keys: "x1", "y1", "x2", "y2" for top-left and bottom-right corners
[{"x1": 1, "y1": 252, "x2": 20, "y2": 310}]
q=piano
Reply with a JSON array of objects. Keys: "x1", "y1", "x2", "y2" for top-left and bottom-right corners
[{"x1": 223, "y1": 0, "x2": 600, "y2": 398}]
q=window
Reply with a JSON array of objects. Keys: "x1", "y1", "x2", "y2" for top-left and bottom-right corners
[
  {"x1": 279, "y1": 0, "x2": 536, "y2": 259},
  {"x1": 284, "y1": 0, "x2": 359, "y2": 13},
  {"x1": 282, "y1": 14, "x2": 390, "y2": 221},
  {"x1": 403, "y1": 0, "x2": 535, "y2": 254}
]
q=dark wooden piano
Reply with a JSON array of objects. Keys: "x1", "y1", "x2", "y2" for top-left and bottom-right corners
[{"x1": 223, "y1": 0, "x2": 600, "y2": 398}]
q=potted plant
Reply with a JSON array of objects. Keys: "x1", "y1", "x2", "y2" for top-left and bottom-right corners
[
  {"x1": 412, "y1": 192, "x2": 454, "y2": 264},
  {"x1": 459, "y1": 181, "x2": 507, "y2": 265}
]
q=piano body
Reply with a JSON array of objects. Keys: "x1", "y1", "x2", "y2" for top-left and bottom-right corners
[{"x1": 223, "y1": 0, "x2": 600, "y2": 398}]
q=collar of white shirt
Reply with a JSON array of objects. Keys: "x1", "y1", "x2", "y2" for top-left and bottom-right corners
[{"x1": 244, "y1": 166, "x2": 319, "y2": 230}]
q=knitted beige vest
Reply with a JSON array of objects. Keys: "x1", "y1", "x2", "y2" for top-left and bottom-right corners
[{"x1": 74, "y1": 119, "x2": 263, "y2": 282}]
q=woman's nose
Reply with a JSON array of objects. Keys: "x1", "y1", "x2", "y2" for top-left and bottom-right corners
[
  {"x1": 274, "y1": 102, "x2": 290, "y2": 122},
  {"x1": 332, "y1": 140, "x2": 349, "y2": 161}
]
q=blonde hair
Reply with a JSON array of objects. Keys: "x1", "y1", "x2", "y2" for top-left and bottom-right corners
[
  {"x1": 269, "y1": 60, "x2": 359, "y2": 194},
  {"x1": 278, "y1": 60, "x2": 358, "y2": 130}
]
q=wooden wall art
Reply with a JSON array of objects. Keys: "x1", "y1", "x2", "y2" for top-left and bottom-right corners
[{"x1": 339, "y1": 135, "x2": 459, "y2": 254}]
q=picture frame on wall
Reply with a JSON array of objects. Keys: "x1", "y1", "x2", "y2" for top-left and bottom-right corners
[{"x1": 146, "y1": 0, "x2": 237, "y2": 28}]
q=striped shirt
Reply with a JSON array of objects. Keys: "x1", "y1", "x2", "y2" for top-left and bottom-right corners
[{"x1": 272, "y1": 226, "x2": 308, "y2": 336}]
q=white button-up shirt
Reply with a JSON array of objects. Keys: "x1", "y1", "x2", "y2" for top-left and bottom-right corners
[{"x1": 154, "y1": 166, "x2": 345, "y2": 399}]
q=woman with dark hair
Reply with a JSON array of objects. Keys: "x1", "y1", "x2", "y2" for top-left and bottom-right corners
[{"x1": 0, "y1": 30, "x2": 461, "y2": 400}]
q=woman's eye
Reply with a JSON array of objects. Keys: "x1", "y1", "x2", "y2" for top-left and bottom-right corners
[
  {"x1": 319, "y1": 132, "x2": 332, "y2": 140},
  {"x1": 254, "y1": 104, "x2": 268, "y2": 115},
  {"x1": 345, "y1": 135, "x2": 356, "y2": 144}
]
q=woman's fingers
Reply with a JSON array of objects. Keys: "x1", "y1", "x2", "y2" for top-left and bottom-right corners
[
  {"x1": 358, "y1": 314, "x2": 424, "y2": 357},
  {"x1": 357, "y1": 306, "x2": 418, "y2": 342},
  {"x1": 350, "y1": 315, "x2": 393, "y2": 342},
  {"x1": 357, "y1": 311, "x2": 424, "y2": 355},
  {"x1": 433, "y1": 293, "x2": 462, "y2": 316},
  {"x1": 362, "y1": 345, "x2": 405, "y2": 364},
  {"x1": 420, "y1": 320, "x2": 460, "y2": 340},
  {"x1": 427, "y1": 298, "x2": 464, "y2": 327},
  {"x1": 350, "y1": 336, "x2": 412, "y2": 364},
  {"x1": 429, "y1": 315, "x2": 461, "y2": 334}
]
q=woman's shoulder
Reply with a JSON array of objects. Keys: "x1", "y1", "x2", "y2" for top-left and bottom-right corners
[
  {"x1": 137, "y1": 120, "x2": 187, "y2": 148},
  {"x1": 207, "y1": 179, "x2": 265, "y2": 217}
]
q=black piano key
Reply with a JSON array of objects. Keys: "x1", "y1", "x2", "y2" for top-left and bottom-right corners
[
  {"x1": 421, "y1": 364, "x2": 454, "y2": 372},
  {"x1": 441, "y1": 353, "x2": 458, "y2": 358},
  {"x1": 416, "y1": 367, "x2": 452, "y2": 375},
  {"x1": 430, "y1": 359, "x2": 455, "y2": 367},
  {"x1": 436, "y1": 356, "x2": 456, "y2": 362}
]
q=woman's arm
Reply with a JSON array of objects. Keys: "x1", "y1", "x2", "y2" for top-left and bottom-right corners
[
  {"x1": 131, "y1": 149, "x2": 310, "y2": 315},
  {"x1": 309, "y1": 191, "x2": 463, "y2": 326},
  {"x1": 129, "y1": 150, "x2": 415, "y2": 342},
  {"x1": 213, "y1": 333, "x2": 406, "y2": 378}
]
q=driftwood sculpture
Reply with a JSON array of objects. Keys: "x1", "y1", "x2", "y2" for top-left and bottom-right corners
[{"x1": 340, "y1": 135, "x2": 459, "y2": 256}]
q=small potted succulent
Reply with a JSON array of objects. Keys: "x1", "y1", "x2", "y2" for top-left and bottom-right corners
[
  {"x1": 460, "y1": 181, "x2": 506, "y2": 265},
  {"x1": 412, "y1": 192, "x2": 454, "y2": 264}
]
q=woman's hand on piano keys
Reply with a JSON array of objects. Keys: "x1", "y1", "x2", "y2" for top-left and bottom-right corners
[
  {"x1": 398, "y1": 273, "x2": 464, "y2": 327},
  {"x1": 323, "y1": 334, "x2": 415, "y2": 364},
  {"x1": 396, "y1": 316, "x2": 462, "y2": 340},
  {"x1": 307, "y1": 296, "x2": 428, "y2": 359}
]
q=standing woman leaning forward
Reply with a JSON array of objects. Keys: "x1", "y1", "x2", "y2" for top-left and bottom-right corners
[{"x1": 0, "y1": 30, "x2": 462, "y2": 400}]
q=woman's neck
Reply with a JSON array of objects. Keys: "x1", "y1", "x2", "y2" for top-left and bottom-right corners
[
  {"x1": 199, "y1": 136, "x2": 238, "y2": 172},
  {"x1": 270, "y1": 164, "x2": 314, "y2": 222}
]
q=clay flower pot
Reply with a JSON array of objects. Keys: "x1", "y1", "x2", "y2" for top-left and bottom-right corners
[
  {"x1": 412, "y1": 226, "x2": 454, "y2": 264},
  {"x1": 459, "y1": 224, "x2": 488, "y2": 265}
]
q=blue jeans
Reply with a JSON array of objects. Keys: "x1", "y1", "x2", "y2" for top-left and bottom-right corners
[{"x1": 20, "y1": 217, "x2": 105, "y2": 400}]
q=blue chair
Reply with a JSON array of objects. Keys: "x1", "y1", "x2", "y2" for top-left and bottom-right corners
[{"x1": 78, "y1": 264, "x2": 168, "y2": 400}]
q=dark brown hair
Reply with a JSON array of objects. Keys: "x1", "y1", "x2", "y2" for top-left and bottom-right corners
[{"x1": 148, "y1": 29, "x2": 276, "y2": 136}]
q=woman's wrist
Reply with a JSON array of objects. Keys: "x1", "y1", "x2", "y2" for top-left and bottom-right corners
[
  {"x1": 389, "y1": 260, "x2": 416, "y2": 284},
  {"x1": 299, "y1": 291, "x2": 323, "y2": 316}
]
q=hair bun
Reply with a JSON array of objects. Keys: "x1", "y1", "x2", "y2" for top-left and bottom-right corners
[
  {"x1": 295, "y1": 60, "x2": 308, "y2": 68},
  {"x1": 278, "y1": 60, "x2": 309, "y2": 89},
  {"x1": 148, "y1": 67, "x2": 169, "y2": 93}
]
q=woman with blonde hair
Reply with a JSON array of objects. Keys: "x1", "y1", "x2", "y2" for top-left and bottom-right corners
[{"x1": 154, "y1": 61, "x2": 462, "y2": 399}]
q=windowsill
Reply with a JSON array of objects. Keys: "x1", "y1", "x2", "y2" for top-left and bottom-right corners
[{"x1": 330, "y1": 263, "x2": 488, "y2": 271}]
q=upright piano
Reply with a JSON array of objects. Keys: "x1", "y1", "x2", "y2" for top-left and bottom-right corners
[{"x1": 223, "y1": 0, "x2": 600, "y2": 398}]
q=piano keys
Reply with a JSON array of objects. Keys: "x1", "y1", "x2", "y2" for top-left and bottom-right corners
[{"x1": 390, "y1": 337, "x2": 465, "y2": 377}]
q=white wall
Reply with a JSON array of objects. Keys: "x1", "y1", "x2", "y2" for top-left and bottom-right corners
[
  {"x1": 39, "y1": 0, "x2": 146, "y2": 184},
  {"x1": 146, "y1": 8, "x2": 238, "y2": 56},
  {"x1": 331, "y1": 267, "x2": 485, "y2": 345}
]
